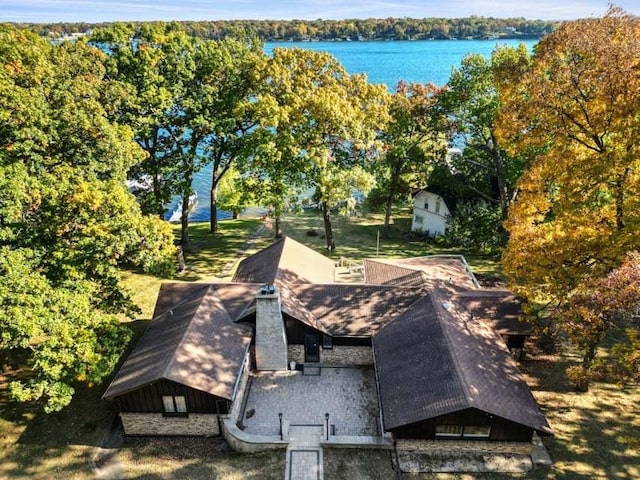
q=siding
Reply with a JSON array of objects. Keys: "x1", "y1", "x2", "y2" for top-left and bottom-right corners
[
  {"x1": 115, "y1": 379, "x2": 228, "y2": 415},
  {"x1": 391, "y1": 408, "x2": 534, "y2": 442}
]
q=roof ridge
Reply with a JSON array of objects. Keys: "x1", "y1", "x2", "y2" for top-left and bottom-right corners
[
  {"x1": 373, "y1": 287, "x2": 432, "y2": 336},
  {"x1": 152, "y1": 282, "x2": 210, "y2": 319},
  {"x1": 276, "y1": 280, "x2": 323, "y2": 332},
  {"x1": 162, "y1": 284, "x2": 219, "y2": 380},
  {"x1": 427, "y1": 292, "x2": 474, "y2": 408}
]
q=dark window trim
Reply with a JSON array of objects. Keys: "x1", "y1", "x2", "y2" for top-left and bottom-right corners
[
  {"x1": 435, "y1": 424, "x2": 491, "y2": 439},
  {"x1": 162, "y1": 395, "x2": 188, "y2": 416},
  {"x1": 322, "y1": 334, "x2": 333, "y2": 349}
]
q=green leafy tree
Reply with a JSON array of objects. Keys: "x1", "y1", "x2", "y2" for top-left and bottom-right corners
[
  {"x1": 438, "y1": 45, "x2": 531, "y2": 222},
  {"x1": 95, "y1": 24, "x2": 265, "y2": 237},
  {"x1": 0, "y1": 25, "x2": 175, "y2": 410},
  {"x1": 379, "y1": 81, "x2": 447, "y2": 235},
  {"x1": 91, "y1": 23, "x2": 183, "y2": 219},
  {"x1": 216, "y1": 165, "x2": 248, "y2": 219},
  {"x1": 253, "y1": 48, "x2": 389, "y2": 249},
  {"x1": 1, "y1": 248, "x2": 131, "y2": 413}
]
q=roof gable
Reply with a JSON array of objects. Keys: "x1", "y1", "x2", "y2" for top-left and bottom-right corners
[
  {"x1": 374, "y1": 292, "x2": 551, "y2": 434},
  {"x1": 103, "y1": 283, "x2": 253, "y2": 401},
  {"x1": 233, "y1": 236, "x2": 335, "y2": 285}
]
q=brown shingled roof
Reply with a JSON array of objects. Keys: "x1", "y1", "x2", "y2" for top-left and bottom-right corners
[
  {"x1": 364, "y1": 256, "x2": 479, "y2": 293},
  {"x1": 103, "y1": 283, "x2": 254, "y2": 401},
  {"x1": 373, "y1": 292, "x2": 551, "y2": 435},
  {"x1": 453, "y1": 290, "x2": 532, "y2": 335},
  {"x1": 233, "y1": 236, "x2": 335, "y2": 285},
  {"x1": 290, "y1": 283, "x2": 427, "y2": 337},
  {"x1": 363, "y1": 259, "x2": 426, "y2": 287}
]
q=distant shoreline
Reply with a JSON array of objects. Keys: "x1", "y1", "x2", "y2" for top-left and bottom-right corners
[{"x1": 19, "y1": 17, "x2": 555, "y2": 43}]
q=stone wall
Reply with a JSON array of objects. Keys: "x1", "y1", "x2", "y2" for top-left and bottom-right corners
[
  {"x1": 120, "y1": 412, "x2": 220, "y2": 436},
  {"x1": 322, "y1": 346, "x2": 373, "y2": 366},
  {"x1": 228, "y1": 349, "x2": 251, "y2": 424},
  {"x1": 396, "y1": 439, "x2": 533, "y2": 455},
  {"x1": 287, "y1": 345, "x2": 304, "y2": 364},
  {"x1": 286, "y1": 345, "x2": 373, "y2": 366},
  {"x1": 221, "y1": 418, "x2": 288, "y2": 453}
]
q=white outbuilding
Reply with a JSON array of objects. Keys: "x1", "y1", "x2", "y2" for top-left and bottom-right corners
[{"x1": 411, "y1": 190, "x2": 451, "y2": 236}]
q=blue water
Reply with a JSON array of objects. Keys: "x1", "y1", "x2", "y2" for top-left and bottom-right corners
[{"x1": 169, "y1": 39, "x2": 538, "y2": 222}]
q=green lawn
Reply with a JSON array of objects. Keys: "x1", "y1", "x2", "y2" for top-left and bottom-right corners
[{"x1": 1, "y1": 209, "x2": 638, "y2": 479}]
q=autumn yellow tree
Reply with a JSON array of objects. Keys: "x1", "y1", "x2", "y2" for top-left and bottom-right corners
[
  {"x1": 251, "y1": 48, "x2": 389, "y2": 249},
  {"x1": 497, "y1": 8, "x2": 640, "y2": 386}
]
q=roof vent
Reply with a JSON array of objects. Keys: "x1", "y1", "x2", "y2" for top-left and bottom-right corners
[
  {"x1": 259, "y1": 284, "x2": 276, "y2": 295},
  {"x1": 441, "y1": 302, "x2": 452, "y2": 311}
]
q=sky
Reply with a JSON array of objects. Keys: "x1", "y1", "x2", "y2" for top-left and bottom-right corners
[{"x1": 1, "y1": 0, "x2": 639, "y2": 23}]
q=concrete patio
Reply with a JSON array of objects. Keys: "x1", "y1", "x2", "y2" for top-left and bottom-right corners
[{"x1": 241, "y1": 366, "x2": 381, "y2": 437}]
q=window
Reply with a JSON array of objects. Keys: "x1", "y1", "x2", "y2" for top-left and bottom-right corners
[
  {"x1": 414, "y1": 215, "x2": 424, "y2": 225},
  {"x1": 424, "y1": 200, "x2": 429, "y2": 210},
  {"x1": 435, "y1": 425, "x2": 463, "y2": 437},
  {"x1": 162, "y1": 395, "x2": 187, "y2": 416},
  {"x1": 435, "y1": 424, "x2": 491, "y2": 438},
  {"x1": 435, "y1": 200, "x2": 441, "y2": 214},
  {"x1": 462, "y1": 425, "x2": 491, "y2": 438},
  {"x1": 322, "y1": 334, "x2": 333, "y2": 349}
]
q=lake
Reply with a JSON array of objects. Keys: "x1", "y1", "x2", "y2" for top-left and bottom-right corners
[{"x1": 169, "y1": 38, "x2": 538, "y2": 221}]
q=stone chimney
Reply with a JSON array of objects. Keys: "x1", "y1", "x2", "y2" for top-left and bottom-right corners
[{"x1": 255, "y1": 285, "x2": 288, "y2": 371}]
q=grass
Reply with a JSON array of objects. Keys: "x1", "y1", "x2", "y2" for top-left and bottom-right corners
[
  {"x1": 1, "y1": 209, "x2": 638, "y2": 479},
  {"x1": 175, "y1": 218, "x2": 272, "y2": 281},
  {"x1": 323, "y1": 448, "x2": 396, "y2": 479},
  {"x1": 118, "y1": 437, "x2": 284, "y2": 479}
]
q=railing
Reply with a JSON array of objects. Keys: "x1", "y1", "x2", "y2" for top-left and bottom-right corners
[{"x1": 336, "y1": 257, "x2": 364, "y2": 273}]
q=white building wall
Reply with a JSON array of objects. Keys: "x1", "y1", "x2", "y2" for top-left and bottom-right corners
[{"x1": 411, "y1": 191, "x2": 450, "y2": 236}]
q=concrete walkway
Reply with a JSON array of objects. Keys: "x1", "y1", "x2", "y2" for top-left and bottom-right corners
[
  {"x1": 242, "y1": 367, "x2": 379, "y2": 437},
  {"x1": 285, "y1": 426, "x2": 324, "y2": 480},
  {"x1": 92, "y1": 416, "x2": 126, "y2": 480}
]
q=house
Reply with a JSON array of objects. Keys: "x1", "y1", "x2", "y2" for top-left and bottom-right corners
[
  {"x1": 103, "y1": 237, "x2": 551, "y2": 471},
  {"x1": 411, "y1": 189, "x2": 451, "y2": 236}
]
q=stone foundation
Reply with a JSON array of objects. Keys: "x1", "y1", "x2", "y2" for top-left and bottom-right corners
[
  {"x1": 396, "y1": 439, "x2": 534, "y2": 473},
  {"x1": 120, "y1": 412, "x2": 220, "y2": 436},
  {"x1": 287, "y1": 345, "x2": 304, "y2": 364},
  {"x1": 286, "y1": 345, "x2": 373, "y2": 366},
  {"x1": 321, "y1": 346, "x2": 373, "y2": 366},
  {"x1": 396, "y1": 439, "x2": 533, "y2": 455}
]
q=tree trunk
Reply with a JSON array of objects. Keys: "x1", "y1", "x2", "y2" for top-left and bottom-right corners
[
  {"x1": 180, "y1": 193, "x2": 190, "y2": 248},
  {"x1": 210, "y1": 181, "x2": 218, "y2": 233},
  {"x1": 275, "y1": 216, "x2": 282, "y2": 238},
  {"x1": 180, "y1": 163, "x2": 194, "y2": 248},
  {"x1": 615, "y1": 166, "x2": 630, "y2": 231},
  {"x1": 322, "y1": 201, "x2": 335, "y2": 251},
  {"x1": 490, "y1": 132, "x2": 509, "y2": 221},
  {"x1": 384, "y1": 160, "x2": 403, "y2": 237},
  {"x1": 153, "y1": 172, "x2": 164, "y2": 220},
  {"x1": 383, "y1": 191, "x2": 395, "y2": 237}
]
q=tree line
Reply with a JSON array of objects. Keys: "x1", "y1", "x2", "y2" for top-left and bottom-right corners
[
  {"x1": 0, "y1": 7, "x2": 637, "y2": 411},
  {"x1": 17, "y1": 16, "x2": 555, "y2": 41}
]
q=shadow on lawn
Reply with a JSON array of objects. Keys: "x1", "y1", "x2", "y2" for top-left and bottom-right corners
[
  {"x1": 0, "y1": 318, "x2": 152, "y2": 479},
  {"x1": 517, "y1": 348, "x2": 640, "y2": 480}
]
